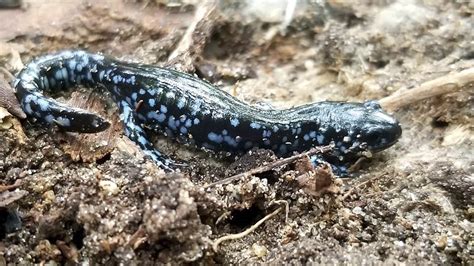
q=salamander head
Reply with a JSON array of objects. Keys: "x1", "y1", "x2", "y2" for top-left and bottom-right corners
[{"x1": 347, "y1": 101, "x2": 402, "y2": 152}]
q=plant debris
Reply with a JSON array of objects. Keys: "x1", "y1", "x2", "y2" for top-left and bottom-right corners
[{"x1": 0, "y1": 0, "x2": 472, "y2": 264}]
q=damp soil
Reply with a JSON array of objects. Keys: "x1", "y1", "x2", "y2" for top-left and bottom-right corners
[{"x1": 0, "y1": 0, "x2": 472, "y2": 264}]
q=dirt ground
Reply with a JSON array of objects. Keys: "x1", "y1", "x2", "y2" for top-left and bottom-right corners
[{"x1": 0, "y1": 0, "x2": 473, "y2": 264}]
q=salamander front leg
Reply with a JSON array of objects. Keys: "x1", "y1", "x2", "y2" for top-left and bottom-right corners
[
  {"x1": 119, "y1": 101, "x2": 176, "y2": 172},
  {"x1": 309, "y1": 155, "x2": 349, "y2": 177}
]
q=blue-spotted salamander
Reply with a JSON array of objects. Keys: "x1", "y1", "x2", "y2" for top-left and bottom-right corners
[{"x1": 14, "y1": 50, "x2": 402, "y2": 172}]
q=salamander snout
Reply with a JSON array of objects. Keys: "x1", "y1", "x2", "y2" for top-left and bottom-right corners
[{"x1": 361, "y1": 111, "x2": 402, "y2": 152}]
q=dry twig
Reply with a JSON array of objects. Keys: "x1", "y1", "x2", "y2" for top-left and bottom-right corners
[
  {"x1": 0, "y1": 179, "x2": 22, "y2": 193},
  {"x1": 341, "y1": 174, "x2": 384, "y2": 201},
  {"x1": 167, "y1": 0, "x2": 219, "y2": 72},
  {"x1": 204, "y1": 145, "x2": 333, "y2": 188},
  {"x1": 271, "y1": 199, "x2": 289, "y2": 223},
  {"x1": 212, "y1": 207, "x2": 283, "y2": 252},
  {"x1": 379, "y1": 67, "x2": 474, "y2": 112}
]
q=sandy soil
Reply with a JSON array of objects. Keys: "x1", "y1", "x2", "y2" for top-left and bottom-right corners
[{"x1": 0, "y1": 0, "x2": 472, "y2": 264}]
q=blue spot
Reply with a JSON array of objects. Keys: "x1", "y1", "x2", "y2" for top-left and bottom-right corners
[
  {"x1": 69, "y1": 60, "x2": 77, "y2": 70},
  {"x1": 147, "y1": 111, "x2": 159, "y2": 120},
  {"x1": 36, "y1": 98, "x2": 50, "y2": 111},
  {"x1": 309, "y1": 131, "x2": 316, "y2": 138},
  {"x1": 222, "y1": 129, "x2": 228, "y2": 135},
  {"x1": 56, "y1": 117, "x2": 71, "y2": 127},
  {"x1": 224, "y1": 136, "x2": 238, "y2": 147},
  {"x1": 44, "y1": 114, "x2": 54, "y2": 123},
  {"x1": 54, "y1": 70, "x2": 62, "y2": 80},
  {"x1": 86, "y1": 71, "x2": 92, "y2": 81},
  {"x1": 160, "y1": 105, "x2": 168, "y2": 113},
  {"x1": 168, "y1": 116, "x2": 177, "y2": 130},
  {"x1": 138, "y1": 136, "x2": 147, "y2": 145},
  {"x1": 157, "y1": 113, "x2": 166, "y2": 122},
  {"x1": 317, "y1": 134, "x2": 325, "y2": 144},
  {"x1": 149, "y1": 99, "x2": 156, "y2": 107},
  {"x1": 230, "y1": 118, "x2": 240, "y2": 127},
  {"x1": 139, "y1": 89, "x2": 146, "y2": 95},
  {"x1": 262, "y1": 130, "x2": 271, "y2": 138},
  {"x1": 180, "y1": 115, "x2": 187, "y2": 122},
  {"x1": 250, "y1": 122, "x2": 261, "y2": 129},
  {"x1": 25, "y1": 103, "x2": 33, "y2": 115},
  {"x1": 121, "y1": 100, "x2": 129, "y2": 109},
  {"x1": 99, "y1": 71, "x2": 105, "y2": 81},
  {"x1": 303, "y1": 134, "x2": 310, "y2": 141},
  {"x1": 131, "y1": 92, "x2": 138, "y2": 101},
  {"x1": 185, "y1": 119, "x2": 192, "y2": 127},
  {"x1": 180, "y1": 127, "x2": 188, "y2": 134},
  {"x1": 208, "y1": 132, "x2": 223, "y2": 143},
  {"x1": 193, "y1": 118, "x2": 200, "y2": 125},
  {"x1": 177, "y1": 98, "x2": 186, "y2": 109},
  {"x1": 24, "y1": 94, "x2": 35, "y2": 103},
  {"x1": 43, "y1": 77, "x2": 49, "y2": 90}
]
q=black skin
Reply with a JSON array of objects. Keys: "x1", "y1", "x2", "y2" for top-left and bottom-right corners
[{"x1": 14, "y1": 50, "x2": 402, "y2": 173}]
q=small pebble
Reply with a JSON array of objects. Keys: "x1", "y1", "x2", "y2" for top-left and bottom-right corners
[
  {"x1": 252, "y1": 243, "x2": 268, "y2": 258},
  {"x1": 99, "y1": 180, "x2": 120, "y2": 196}
]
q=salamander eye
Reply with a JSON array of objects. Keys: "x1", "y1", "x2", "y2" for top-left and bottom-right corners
[
  {"x1": 363, "y1": 100, "x2": 382, "y2": 110},
  {"x1": 366, "y1": 130, "x2": 383, "y2": 144}
]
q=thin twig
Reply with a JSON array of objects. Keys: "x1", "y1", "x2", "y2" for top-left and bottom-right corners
[
  {"x1": 215, "y1": 211, "x2": 231, "y2": 225},
  {"x1": 341, "y1": 174, "x2": 384, "y2": 201},
  {"x1": 212, "y1": 207, "x2": 283, "y2": 252},
  {"x1": 167, "y1": 0, "x2": 218, "y2": 72},
  {"x1": 379, "y1": 67, "x2": 474, "y2": 112},
  {"x1": 0, "y1": 179, "x2": 22, "y2": 193},
  {"x1": 204, "y1": 145, "x2": 333, "y2": 189},
  {"x1": 126, "y1": 226, "x2": 147, "y2": 250},
  {"x1": 271, "y1": 199, "x2": 289, "y2": 223}
]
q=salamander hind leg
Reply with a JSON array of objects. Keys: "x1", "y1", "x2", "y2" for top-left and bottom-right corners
[{"x1": 119, "y1": 101, "x2": 177, "y2": 172}]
